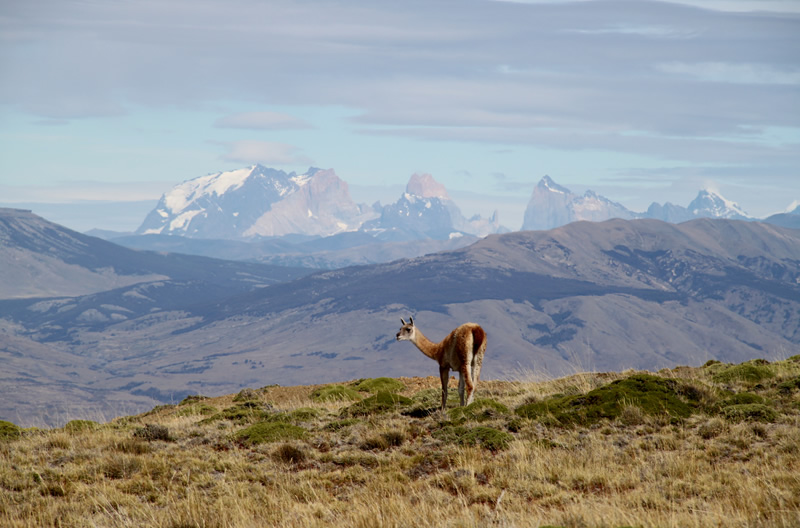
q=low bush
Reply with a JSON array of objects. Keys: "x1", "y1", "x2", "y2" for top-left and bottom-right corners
[
  {"x1": 516, "y1": 374, "x2": 697, "y2": 425},
  {"x1": 0, "y1": 420, "x2": 21, "y2": 441},
  {"x1": 310, "y1": 385, "x2": 361, "y2": 402},
  {"x1": 342, "y1": 391, "x2": 412, "y2": 416},
  {"x1": 272, "y1": 443, "x2": 307, "y2": 464},
  {"x1": 352, "y1": 377, "x2": 406, "y2": 394},
  {"x1": 63, "y1": 420, "x2": 99, "y2": 433},
  {"x1": 234, "y1": 422, "x2": 307, "y2": 446},
  {"x1": 433, "y1": 424, "x2": 512, "y2": 452},
  {"x1": 448, "y1": 398, "x2": 509, "y2": 423},
  {"x1": 133, "y1": 424, "x2": 172, "y2": 442},
  {"x1": 201, "y1": 401, "x2": 274, "y2": 424},
  {"x1": 179, "y1": 394, "x2": 210, "y2": 405},
  {"x1": 711, "y1": 361, "x2": 775, "y2": 385},
  {"x1": 233, "y1": 388, "x2": 261, "y2": 402},
  {"x1": 723, "y1": 404, "x2": 778, "y2": 423}
]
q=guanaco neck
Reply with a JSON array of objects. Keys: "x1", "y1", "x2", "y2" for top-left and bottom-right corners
[{"x1": 411, "y1": 329, "x2": 442, "y2": 362}]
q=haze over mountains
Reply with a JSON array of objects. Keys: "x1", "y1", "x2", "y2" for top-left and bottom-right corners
[
  {"x1": 2, "y1": 206, "x2": 799, "y2": 427},
  {"x1": 521, "y1": 175, "x2": 755, "y2": 231},
  {"x1": 92, "y1": 164, "x2": 799, "y2": 268}
]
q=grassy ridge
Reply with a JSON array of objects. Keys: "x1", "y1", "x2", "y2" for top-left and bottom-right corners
[{"x1": 2, "y1": 358, "x2": 799, "y2": 527}]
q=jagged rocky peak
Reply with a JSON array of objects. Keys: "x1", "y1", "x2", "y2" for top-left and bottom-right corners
[
  {"x1": 406, "y1": 173, "x2": 449, "y2": 199},
  {"x1": 537, "y1": 175, "x2": 570, "y2": 194}
]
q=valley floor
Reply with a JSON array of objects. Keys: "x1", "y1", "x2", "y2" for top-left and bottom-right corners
[{"x1": 1, "y1": 359, "x2": 799, "y2": 527}]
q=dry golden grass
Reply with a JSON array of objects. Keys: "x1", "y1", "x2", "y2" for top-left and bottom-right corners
[{"x1": 2, "y1": 360, "x2": 799, "y2": 528}]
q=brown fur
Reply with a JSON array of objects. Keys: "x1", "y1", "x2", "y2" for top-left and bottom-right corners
[{"x1": 396, "y1": 317, "x2": 487, "y2": 411}]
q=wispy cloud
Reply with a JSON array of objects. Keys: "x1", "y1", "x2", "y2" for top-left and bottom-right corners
[
  {"x1": 1, "y1": 0, "x2": 797, "y2": 216},
  {"x1": 216, "y1": 140, "x2": 313, "y2": 166},
  {"x1": 657, "y1": 62, "x2": 800, "y2": 86},
  {"x1": 214, "y1": 111, "x2": 313, "y2": 130}
]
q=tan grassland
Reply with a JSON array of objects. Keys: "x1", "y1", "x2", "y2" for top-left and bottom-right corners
[{"x1": 1, "y1": 358, "x2": 799, "y2": 528}]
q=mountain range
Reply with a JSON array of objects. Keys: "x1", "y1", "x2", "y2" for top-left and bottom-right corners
[
  {"x1": 522, "y1": 175, "x2": 755, "y2": 231},
  {"x1": 124, "y1": 167, "x2": 502, "y2": 268},
  {"x1": 103, "y1": 165, "x2": 799, "y2": 269},
  {"x1": 2, "y1": 208, "x2": 799, "y2": 427}
]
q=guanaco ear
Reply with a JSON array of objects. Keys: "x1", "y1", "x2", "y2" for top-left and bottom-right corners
[
  {"x1": 409, "y1": 316, "x2": 414, "y2": 326},
  {"x1": 400, "y1": 318, "x2": 407, "y2": 326}
]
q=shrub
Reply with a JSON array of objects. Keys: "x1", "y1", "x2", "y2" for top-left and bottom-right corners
[
  {"x1": 0, "y1": 420, "x2": 22, "y2": 441},
  {"x1": 133, "y1": 424, "x2": 172, "y2": 442},
  {"x1": 721, "y1": 393, "x2": 765, "y2": 406},
  {"x1": 234, "y1": 422, "x2": 307, "y2": 446},
  {"x1": 433, "y1": 425, "x2": 513, "y2": 452},
  {"x1": 179, "y1": 394, "x2": 209, "y2": 405},
  {"x1": 516, "y1": 374, "x2": 696, "y2": 425},
  {"x1": 448, "y1": 398, "x2": 509, "y2": 423},
  {"x1": 403, "y1": 388, "x2": 461, "y2": 417},
  {"x1": 311, "y1": 385, "x2": 361, "y2": 402},
  {"x1": 202, "y1": 401, "x2": 274, "y2": 424},
  {"x1": 233, "y1": 388, "x2": 261, "y2": 402},
  {"x1": 175, "y1": 403, "x2": 217, "y2": 417},
  {"x1": 324, "y1": 418, "x2": 360, "y2": 432},
  {"x1": 723, "y1": 404, "x2": 778, "y2": 423},
  {"x1": 271, "y1": 407, "x2": 321, "y2": 424},
  {"x1": 361, "y1": 430, "x2": 406, "y2": 451},
  {"x1": 342, "y1": 391, "x2": 412, "y2": 416},
  {"x1": 697, "y1": 417, "x2": 726, "y2": 439},
  {"x1": 352, "y1": 377, "x2": 406, "y2": 394},
  {"x1": 360, "y1": 435, "x2": 390, "y2": 451},
  {"x1": 273, "y1": 443, "x2": 307, "y2": 464},
  {"x1": 777, "y1": 376, "x2": 800, "y2": 395},
  {"x1": 461, "y1": 427, "x2": 513, "y2": 452},
  {"x1": 63, "y1": 419, "x2": 99, "y2": 433},
  {"x1": 712, "y1": 361, "x2": 775, "y2": 385},
  {"x1": 102, "y1": 455, "x2": 142, "y2": 479}
]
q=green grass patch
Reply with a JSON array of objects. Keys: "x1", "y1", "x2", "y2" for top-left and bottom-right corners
[
  {"x1": 0, "y1": 420, "x2": 21, "y2": 441},
  {"x1": 310, "y1": 385, "x2": 361, "y2": 402},
  {"x1": 234, "y1": 422, "x2": 307, "y2": 446},
  {"x1": 721, "y1": 393, "x2": 765, "y2": 406},
  {"x1": 175, "y1": 403, "x2": 218, "y2": 417},
  {"x1": 63, "y1": 420, "x2": 99, "y2": 433},
  {"x1": 200, "y1": 401, "x2": 273, "y2": 425},
  {"x1": 233, "y1": 388, "x2": 261, "y2": 402},
  {"x1": 342, "y1": 391, "x2": 412, "y2": 416},
  {"x1": 271, "y1": 407, "x2": 322, "y2": 424},
  {"x1": 723, "y1": 404, "x2": 778, "y2": 423},
  {"x1": 516, "y1": 374, "x2": 698, "y2": 425},
  {"x1": 351, "y1": 377, "x2": 406, "y2": 394},
  {"x1": 178, "y1": 394, "x2": 209, "y2": 406},
  {"x1": 448, "y1": 398, "x2": 509, "y2": 423},
  {"x1": 710, "y1": 360, "x2": 775, "y2": 385},
  {"x1": 433, "y1": 425, "x2": 513, "y2": 452},
  {"x1": 777, "y1": 376, "x2": 800, "y2": 395},
  {"x1": 402, "y1": 388, "x2": 461, "y2": 417},
  {"x1": 324, "y1": 418, "x2": 360, "y2": 432}
]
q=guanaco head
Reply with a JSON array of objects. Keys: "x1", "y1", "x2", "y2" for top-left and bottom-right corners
[{"x1": 396, "y1": 317, "x2": 415, "y2": 341}]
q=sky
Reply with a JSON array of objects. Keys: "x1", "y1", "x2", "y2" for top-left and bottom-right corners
[{"x1": 1, "y1": 0, "x2": 799, "y2": 232}]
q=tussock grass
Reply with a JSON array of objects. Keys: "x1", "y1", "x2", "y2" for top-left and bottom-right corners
[{"x1": 2, "y1": 361, "x2": 800, "y2": 527}]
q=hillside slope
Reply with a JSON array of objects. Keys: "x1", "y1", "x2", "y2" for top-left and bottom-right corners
[
  {"x1": 2, "y1": 359, "x2": 799, "y2": 527},
  {"x1": 2, "y1": 217, "x2": 798, "y2": 426},
  {"x1": 0, "y1": 208, "x2": 312, "y2": 299}
]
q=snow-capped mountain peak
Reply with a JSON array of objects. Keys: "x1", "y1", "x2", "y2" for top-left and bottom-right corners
[
  {"x1": 689, "y1": 188, "x2": 750, "y2": 219},
  {"x1": 163, "y1": 166, "x2": 256, "y2": 214},
  {"x1": 136, "y1": 166, "x2": 374, "y2": 239}
]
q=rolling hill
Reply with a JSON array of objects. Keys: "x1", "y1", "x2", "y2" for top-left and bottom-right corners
[{"x1": 2, "y1": 211, "x2": 799, "y2": 427}]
